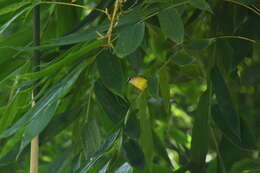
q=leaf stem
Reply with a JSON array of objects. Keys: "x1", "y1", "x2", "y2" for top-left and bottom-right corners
[{"x1": 224, "y1": 0, "x2": 260, "y2": 16}]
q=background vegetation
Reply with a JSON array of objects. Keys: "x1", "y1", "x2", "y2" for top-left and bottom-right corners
[{"x1": 0, "y1": 0, "x2": 259, "y2": 172}]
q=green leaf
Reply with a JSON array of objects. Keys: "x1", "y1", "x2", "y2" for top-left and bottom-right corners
[
  {"x1": 185, "y1": 39, "x2": 215, "y2": 50},
  {"x1": 56, "y1": 4, "x2": 79, "y2": 36},
  {"x1": 212, "y1": 105, "x2": 256, "y2": 150},
  {"x1": 0, "y1": 62, "x2": 86, "y2": 138},
  {"x1": 211, "y1": 67, "x2": 240, "y2": 140},
  {"x1": 126, "y1": 48, "x2": 144, "y2": 71},
  {"x1": 21, "y1": 40, "x2": 102, "y2": 80},
  {"x1": 82, "y1": 120, "x2": 102, "y2": 160},
  {"x1": 123, "y1": 138, "x2": 145, "y2": 169},
  {"x1": 94, "y1": 80, "x2": 129, "y2": 123},
  {"x1": 190, "y1": 90, "x2": 210, "y2": 169},
  {"x1": 211, "y1": 105, "x2": 240, "y2": 144},
  {"x1": 17, "y1": 101, "x2": 60, "y2": 158},
  {"x1": 0, "y1": 90, "x2": 28, "y2": 134},
  {"x1": 189, "y1": 0, "x2": 213, "y2": 13},
  {"x1": 0, "y1": 1, "x2": 31, "y2": 16},
  {"x1": 158, "y1": 8, "x2": 184, "y2": 43},
  {"x1": 159, "y1": 67, "x2": 170, "y2": 115},
  {"x1": 99, "y1": 161, "x2": 110, "y2": 173},
  {"x1": 115, "y1": 22, "x2": 145, "y2": 57},
  {"x1": 80, "y1": 130, "x2": 120, "y2": 173},
  {"x1": 96, "y1": 50, "x2": 124, "y2": 94},
  {"x1": 40, "y1": 109, "x2": 81, "y2": 142},
  {"x1": 45, "y1": 146, "x2": 74, "y2": 173},
  {"x1": 170, "y1": 51, "x2": 195, "y2": 66},
  {"x1": 124, "y1": 110, "x2": 140, "y2": 140},
  {"x1": 230, "y1": 159, "x2": 260, "y2": 173},
  {"x1": 173, "y1": 165, "x2": 189, "y2": 173},
  {"x1": 0, "y1": 59, "x2": 27, "y2": 85},
  {"x1": 138, "y1": 93, "x2": 153, "y2": 170},
  {"x1": 0, "y1": 4, "x2": 37, "y2": 34},
  {"x1": 115, "y1": 162, "x2": 133, "y2": 173},
  {"x1": 38, "y1": 23, "x2": 107, "y2": 48}
]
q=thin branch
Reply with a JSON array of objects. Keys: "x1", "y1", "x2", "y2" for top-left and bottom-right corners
[
  {"x1": 41, "y1": 1, "x2": 105, "y2": 13},
  {"x1": 224, "y1": 0, "x2": 260, "y2": 16},
  {"x1": 213, "y1": 35, "x2": 259, "y2": 44}
]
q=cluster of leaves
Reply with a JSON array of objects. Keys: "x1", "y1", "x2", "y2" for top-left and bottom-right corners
[{"x1": 0, "y1": 0, "x2": 259, "y2": 172}]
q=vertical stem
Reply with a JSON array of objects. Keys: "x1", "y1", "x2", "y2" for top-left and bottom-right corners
[{"x1": 30, "y1": 4, "x2": 40, "y2": 173}]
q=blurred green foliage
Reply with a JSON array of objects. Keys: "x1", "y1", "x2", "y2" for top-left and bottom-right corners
[{"x1": 0, "y1": 0, "x2": 259, "y2": 172}]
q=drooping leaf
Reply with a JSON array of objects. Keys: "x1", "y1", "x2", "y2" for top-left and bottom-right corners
[
  {"x1": 45, "y1": 146, "x2": 74, "y2": 173},
  {"x1": 0, "y1": 62, "x2": 87, "y2": 138},
  {"x1": 115, "y1": 22, "x2": 145, "y2": 57},
  {"x1": 0, "y1": 59, "x2": 27, "y2": 85},
  {"x1": 96, "y1": 50, "x2": 124, "y2": 94},
  {"x1": 138, "y1": 93, "x2": 153, "y2": 170},
  {"x1": 124, "y1": 110, "x2": 140, "y2": 140},
  {"x1": 190, "y1": 90, "x2": 210, "y2": 170},
  {"x1": 212, "y1": 105, "x2": 256, "y2": 150},
  {"x1": 123, "y1": 138, "x2": 145, "y2": 169},
  {"x1": 17, "y1": 101, "x2": 60, "y2": 158},
  {"x1": 159, "y1": 67, "x2": 170, "y2": 116},
  {"x1": 158, "y1": 8, "x2": 184, "y2": 43},
  {"x1": 0, "y1": 4, "x2": 37, "y2": 34},
  {"x1": 80, "y1": 130, "x2": 120, "y2": 173},
  {"x1": 21, "y1": 40, "x2": 103, "y2": 80},
  {"x1": 211, "y1": 104, "x2": 239, "y2": 143},
  {"x1": 94, "y1": 80, "x2": 129, "y2": 123},
  {"x1": 210, "y1": 67, "x2": 240, "y2": 140},
  {"x1": 82, "y1": 120, "x2": 102, "y2": 160},
  {"x1": 0, "y1": 1, "x2": 31, "y2": 16},
  {"x1": 40, "y1": 109, "x2": 81, "y2": 142}
]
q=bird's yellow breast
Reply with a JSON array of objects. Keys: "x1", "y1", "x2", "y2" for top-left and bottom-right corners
[{"x1": 129, "y1": 76, "x2": 148, "y2": 91}]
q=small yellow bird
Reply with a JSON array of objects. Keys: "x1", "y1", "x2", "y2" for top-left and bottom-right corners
[{"x1": 128, "y1": 76, "x2": 148, "y2": 91}]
